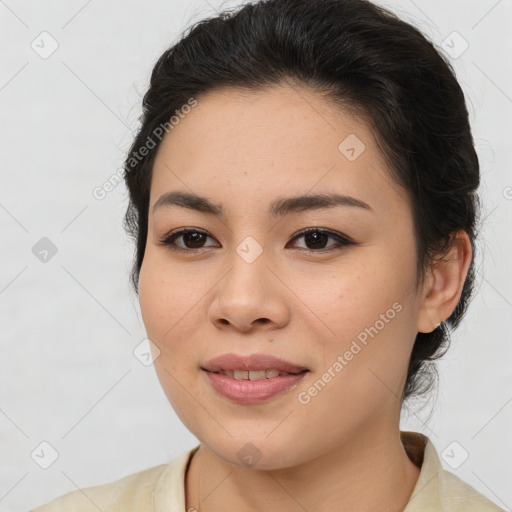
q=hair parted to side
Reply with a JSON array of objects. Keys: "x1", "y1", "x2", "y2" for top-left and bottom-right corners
[{"x1": 123, "y1": 0, "x2": 481, "y2": 405}]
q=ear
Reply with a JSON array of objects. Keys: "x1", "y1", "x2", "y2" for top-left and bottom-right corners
[{"x1": 417, "y1": 230, "x2": 473, "y2": 333}]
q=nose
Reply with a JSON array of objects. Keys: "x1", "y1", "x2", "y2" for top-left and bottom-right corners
[{"x1": 207, "y1": 245, "x2": 291, "y2": 333}]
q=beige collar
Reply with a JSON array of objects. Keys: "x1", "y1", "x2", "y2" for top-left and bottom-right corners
[{"x1": 152, "y1": 431, "x2": 503, "y2": 511}]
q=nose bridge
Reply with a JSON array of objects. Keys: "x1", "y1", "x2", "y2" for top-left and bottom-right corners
[
  {"x1": 235, "y1": 234, "x2": 266, "y2": 266},
  {"x1": 210, "y1": 234, "x2": 290, "y2": 330},
  {"x1": 224, "y1": 233, "x2": 270, "y2": 300}
]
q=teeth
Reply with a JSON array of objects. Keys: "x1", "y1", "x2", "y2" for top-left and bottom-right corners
[
  {"x1": 249, "y1": 370, "x2": 266, "y2": 381},
  {"x1": 216, "y1": 369, "x2": 290, "y2": 380},
  {"x1": 233, "y1": 370, "x2": 249, "y2": 380}
]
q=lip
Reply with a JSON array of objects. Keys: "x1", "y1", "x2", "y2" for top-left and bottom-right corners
[
  {"x1": 201, "y1": 353, "x2": 309, "y2": 405},
  {"x1": 203, "y1": 370, "x2": 308, "y2": 404},
  {"x1": 201, "y1": 353, "x2": 309, "y2": 373}
]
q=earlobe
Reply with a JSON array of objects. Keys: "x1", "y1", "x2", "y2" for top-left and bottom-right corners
[
  {"x1": 416, "y1": 231, "x2": 472, "y2": 334},
  {"x1": 416, "y1": 267, "x2": 438, "y2": 333}
]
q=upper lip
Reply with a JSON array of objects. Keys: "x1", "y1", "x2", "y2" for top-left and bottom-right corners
[{"x1": 201, "y1": 353, "x2": 309, "y2": 373}]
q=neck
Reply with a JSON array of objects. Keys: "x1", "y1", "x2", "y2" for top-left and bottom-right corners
[{"x1": 185, "y1": 426, "x2": 421, "y2": 512}]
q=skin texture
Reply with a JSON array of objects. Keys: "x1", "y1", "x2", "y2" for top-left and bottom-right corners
[{"x1": 138, "y1": 84, "x2": 472, "y2": 512}]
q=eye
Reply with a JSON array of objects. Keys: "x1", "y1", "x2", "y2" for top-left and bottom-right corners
[
  {"x1": 159, "y1": 228, "x2": 219, "y2": 251},
  {"x1": 287, "y1": 228, "x2": 354, "y2": 252},
  {"x1": 159, "y1": 227, "x2": 354, "y2": 253}
]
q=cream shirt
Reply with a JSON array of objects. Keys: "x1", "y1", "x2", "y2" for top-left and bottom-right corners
[{"x1": 31, "y1": 431, "x2": 504, "y2": 511}]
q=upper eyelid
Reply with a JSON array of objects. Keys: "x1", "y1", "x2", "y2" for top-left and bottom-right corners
[{"x1": 289, "y1": 227, "x2": 353, "y2": 242}]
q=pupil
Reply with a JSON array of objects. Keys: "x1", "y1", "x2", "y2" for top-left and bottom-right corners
[
  {"x1": 305, "y1": 231, "x2": 327, "y2": 249},
  {"x1": 184, "y1": 232, "x2": 205, "y2": 248}
]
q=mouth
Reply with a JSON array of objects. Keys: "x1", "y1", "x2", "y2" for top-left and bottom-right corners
[
  {"x1": 207, "y1": 368, "x2": 308, "y2": 380},
  {"x1": 200, "y1": 353, "x2": 310, "y2": 404},
  {"x1": 201, "y1": 352, "x2": 309, "y2": 375}
]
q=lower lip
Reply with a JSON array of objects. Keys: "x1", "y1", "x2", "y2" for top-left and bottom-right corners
[{"x1": 203, "y1": 370, "x2": 308, "y2": 404}]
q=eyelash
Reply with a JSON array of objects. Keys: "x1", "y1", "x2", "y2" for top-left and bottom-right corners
[{"x1": 158, "y1": 227, "x2": 355, "y2": 254}]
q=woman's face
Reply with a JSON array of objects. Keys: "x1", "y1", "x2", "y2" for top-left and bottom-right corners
[{"x1": 139, "y1": 84, "x2": 428, "y2": 468}]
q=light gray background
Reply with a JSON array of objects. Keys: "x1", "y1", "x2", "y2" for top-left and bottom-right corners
[{"x1": 1, "y1": 0, "x2": 511, "y2": 510}]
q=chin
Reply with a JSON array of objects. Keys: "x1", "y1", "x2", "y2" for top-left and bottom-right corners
[{"x1": 199, "y1": 433, "x2": 307, "y2": 471}]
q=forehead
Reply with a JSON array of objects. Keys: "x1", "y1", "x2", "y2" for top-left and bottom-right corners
[{"x1": 150, "y1": 85, "x2": 410, "y2": 218}]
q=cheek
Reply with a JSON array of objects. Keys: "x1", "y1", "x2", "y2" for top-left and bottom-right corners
[
  {"x1": 138, "y1": 257, "x2": 203, "y2": 418},
  {"x1": 138, "y1": 259, "x2": 168, "y2": 340},
  {"x1": 296, "y1": 256, "x2": 405, "y2": 332},
  {"x1": 302, "y1": 254, "x2": 416, "y2": 390},
  {"x1": 138, "y1": 254, "x2": 202, "y2": 342}
]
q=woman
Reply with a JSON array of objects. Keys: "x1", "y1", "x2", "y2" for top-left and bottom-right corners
[{"x1": 32, "y1": 0, "x2": 504, "y2": 510}]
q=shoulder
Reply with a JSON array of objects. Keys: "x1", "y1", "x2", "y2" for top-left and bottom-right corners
[
  {"x1": 401, "y1": 431, "x2": 505, "y2": 512},
  {"x1": 29, "y1": 463, "x2": 168, "y2": 512},
  {"x1": 29, "y1": 445, "x2": 200, "y2": 512},
  {"x1": 438, "y1": 468, "x2": 505, "y2": 511}
]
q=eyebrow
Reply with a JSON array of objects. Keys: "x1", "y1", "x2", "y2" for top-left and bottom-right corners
[{"x1": 153, "y1": 191, "x2": 373, "y2": 218}]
